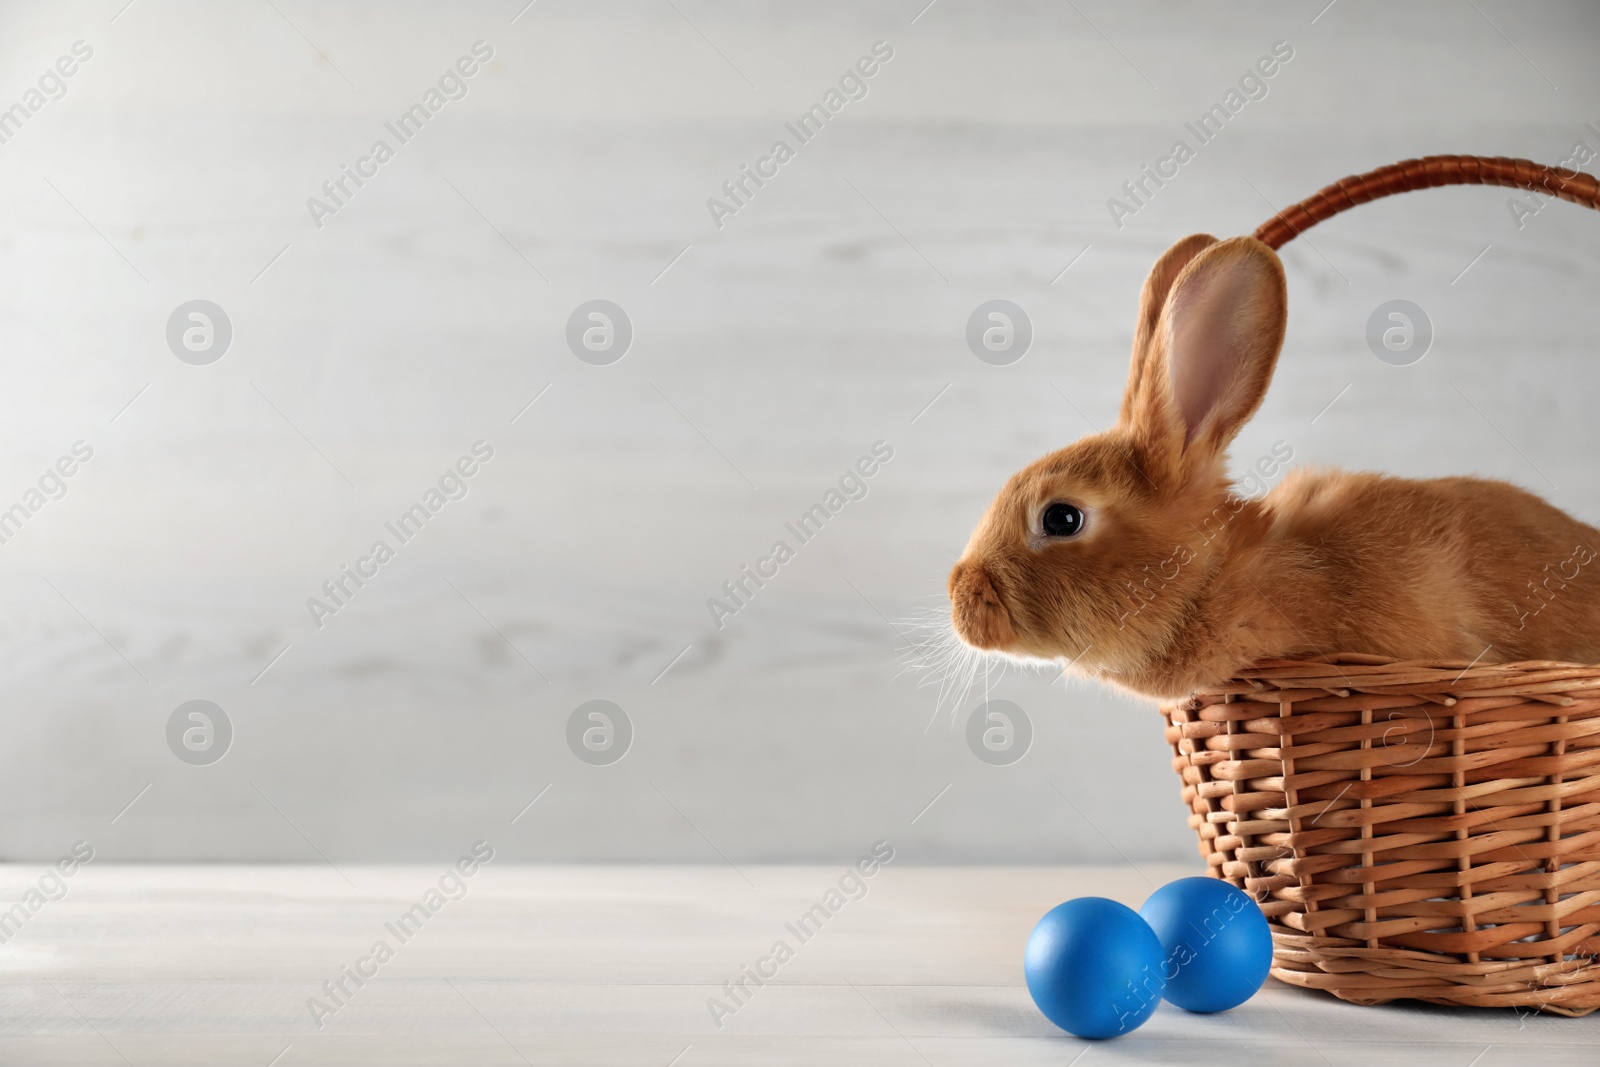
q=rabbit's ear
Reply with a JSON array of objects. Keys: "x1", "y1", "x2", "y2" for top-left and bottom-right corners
[
  {"x1": 1120, "y1": 234, "x2": 1217, "y2": 446},
  {"x1": 1125, "y1": 236, "x2": 1287, "y2": 464}
]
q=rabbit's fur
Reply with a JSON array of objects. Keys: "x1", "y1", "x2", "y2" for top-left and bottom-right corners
[{"x1": 949, "y1": 234, "x2": 1600, "y2": 700}]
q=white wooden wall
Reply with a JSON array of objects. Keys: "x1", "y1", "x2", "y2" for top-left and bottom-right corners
[{"x1": 0, "y1": 0, "x2": 1597, "y2": 863}]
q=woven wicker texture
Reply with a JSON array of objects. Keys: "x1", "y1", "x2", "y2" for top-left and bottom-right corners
[
  {"x1": 1162, "y1": 654, "x2": 1600, "y2": 1015},
  {"x1": 1254, "y1": 154, "x2": 1600, "y2": 249}
]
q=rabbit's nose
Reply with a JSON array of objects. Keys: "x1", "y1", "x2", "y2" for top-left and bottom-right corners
[{"x1": 948, "y1": 558, "x2": 1018, "y2": 650}]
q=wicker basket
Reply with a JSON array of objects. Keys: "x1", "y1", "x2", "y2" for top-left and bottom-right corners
[
  {"x1": 1161, "y1": 654, "x2": 1600, "y2": 1015},
  {"x1": 1148, "y1": 155, "x2": 1600, "y2": 1014}
]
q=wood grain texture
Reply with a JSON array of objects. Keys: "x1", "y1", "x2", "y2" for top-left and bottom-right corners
[
  {"x1": 0, "y1": 3, "x2": 1598, "y2": 872},
  {"x1": 2, "y1": 864, "x2": 1599, "y2": 1065}
]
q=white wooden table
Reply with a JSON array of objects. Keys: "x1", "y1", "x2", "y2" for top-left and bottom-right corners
[{"x1": 2, "y1": 864, "x2": 1596, "y2": 1065}]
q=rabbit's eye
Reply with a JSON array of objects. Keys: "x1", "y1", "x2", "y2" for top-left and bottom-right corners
[{"x1": 1041, "y1": 502, "x2": 1084, "y2": 538}]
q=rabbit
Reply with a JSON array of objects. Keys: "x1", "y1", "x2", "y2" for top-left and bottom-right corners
[{"x1": 947, "y1": 233, "x2": 1600, "y2": 701}]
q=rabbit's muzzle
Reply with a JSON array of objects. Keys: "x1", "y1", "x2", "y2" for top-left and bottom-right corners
[{"x1": 948, "y1": 558, "x2": 1018, "y2": 650}]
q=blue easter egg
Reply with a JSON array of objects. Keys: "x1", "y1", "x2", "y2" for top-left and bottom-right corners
[
  {"x1": 1139, "y1": 877, "x2": 1272, "y2": 1013},
  {"x1": 1024, "y1": 897, "x2": 1167, "y2": 1039}
]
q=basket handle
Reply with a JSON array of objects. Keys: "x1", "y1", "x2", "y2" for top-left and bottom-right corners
[{"x1": 1253, "y1": 154, "x2": 1600, "y2": 250}]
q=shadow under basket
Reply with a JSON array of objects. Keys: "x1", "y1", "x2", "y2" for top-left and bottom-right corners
[{"x1": 1161, "y1": 653, "x2": 1600, "y2": 1016}]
